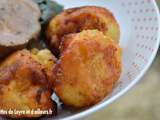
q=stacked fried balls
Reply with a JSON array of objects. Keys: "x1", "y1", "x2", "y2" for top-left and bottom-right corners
[
  {"x1": 0, "y1": 2, "x2": 121, "y2": 118},
  {"x1": 46, "y1": 6, "x2": 121, "y2": 108}
]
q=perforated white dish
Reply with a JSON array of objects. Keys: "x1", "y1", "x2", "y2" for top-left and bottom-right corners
[{"x1": 49, "y1": 0, "x2": 160, "y2": 120}]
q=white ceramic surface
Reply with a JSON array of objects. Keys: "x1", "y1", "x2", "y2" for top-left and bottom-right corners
[{"x1": 48, "y1": 0, "x2": 160, "y2": 120}]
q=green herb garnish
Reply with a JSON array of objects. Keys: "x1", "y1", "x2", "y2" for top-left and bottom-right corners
[{"x1": 34, "y1": 0, "x2": 63, "y2": 25}]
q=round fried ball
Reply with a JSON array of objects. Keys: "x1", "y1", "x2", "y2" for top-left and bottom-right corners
[
  {"x1": 46, "y1": 6, "x2": 120, "y2": 52},
  {"x1": 0, "y1": 49, "x2": 56, "y2": 118},
  {"x1": 54, "y1": 30, "x2": 122, "y2": 108}
]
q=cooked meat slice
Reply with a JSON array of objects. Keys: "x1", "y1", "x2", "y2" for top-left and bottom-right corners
[
  {"x1": 46, "y1": 6, "x2": 120, "y2": 52},
  {"x1": 0, "y1": 49, "x2": 56, "y2": 118},
  {"x1": 54, "y1": 30, "x2": 122, "y2": 108},
  {"x1": 0, "y1": 0, "x2": 41, "y2": 58}
]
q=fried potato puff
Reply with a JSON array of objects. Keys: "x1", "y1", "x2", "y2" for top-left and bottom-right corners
[
  {"x1": 46, "y1": 6, "x2": 120, "y2": 52},
  {"x1": 0, "y1": 49, "x2": 56, "y2": 118},
  {"x1": 54, "y1": 30, "x2": 122, "y2": 108}
]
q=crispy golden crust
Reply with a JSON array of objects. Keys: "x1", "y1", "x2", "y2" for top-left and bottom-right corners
[
  {"x1": 31, "y1": 48, "x2": 57, "y2": 87},
  {"x1": 0, "y1": 50, "x2": 56, "y2": 118},
  {"x1": 54, "y1": 30, "x2": 121, "y2": 108},
  {"x1": 46, "y1": 6, "x2": 120, "y2": 51}
]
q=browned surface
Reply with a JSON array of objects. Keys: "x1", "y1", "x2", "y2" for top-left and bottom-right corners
[
  {"x1": 46, "y1": 6, "x2": 120, "y2": 51},
  {"x1": 54, "y1": 30, "x2": 121, "y2": 108},
  {"x1": 0, "y1": 50, "x2": 56, "y2": 118}
]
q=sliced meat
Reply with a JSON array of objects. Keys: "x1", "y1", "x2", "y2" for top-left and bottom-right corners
[{"x1": 0, "y1": 0, "x2": 41, "y2": 58}]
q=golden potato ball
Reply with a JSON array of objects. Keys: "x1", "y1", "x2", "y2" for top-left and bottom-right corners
[
  {"x1": 46, "y1": 6, "x2": 120, "y2": 52},
  {"x1": 0, "y1": 49, "x2": 56, "y2": 118},
  {"x1": 54, "y1": 30, "x2": 121, "y2": 108}
]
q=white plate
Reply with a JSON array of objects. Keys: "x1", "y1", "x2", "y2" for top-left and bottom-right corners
[{"x1": 50, "y1": 0, "x2": 160, "y2": 119}]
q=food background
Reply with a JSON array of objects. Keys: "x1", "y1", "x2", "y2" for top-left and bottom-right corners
[{"x1": 85, "y1": 0, "x2": 160, "y2": 120}]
